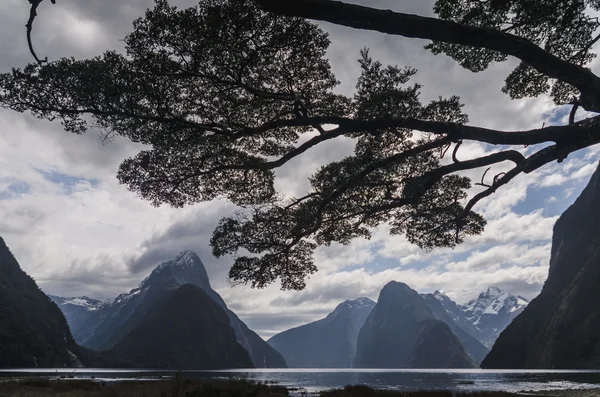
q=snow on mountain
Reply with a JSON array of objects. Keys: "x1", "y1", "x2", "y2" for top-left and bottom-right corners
[
  {"x1": 152, "y1": 250, "x2": 198, "y2": 273},
  {"x1": 335, "y1": 297, "x2": 376, "y2": 311},
  {"x1": 139, "y1": 250, "x2": 210, "y2": 290},
  {"x1": 424, "y1": 287, "x2": 530, "y2": 349},
  {"x1": 462, "y1": 287, "x2": 529, "y2": 322},
  {"x1": 49, "y1": 295, "x2": 108, "y2": 312},
  {"x1": 61, "y1": 297, "x2": 103, "y2": 311}
]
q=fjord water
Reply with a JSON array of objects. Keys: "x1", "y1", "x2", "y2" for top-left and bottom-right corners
[{"x1": 2, "y1": 369, "x2": 600, "y2": 393}]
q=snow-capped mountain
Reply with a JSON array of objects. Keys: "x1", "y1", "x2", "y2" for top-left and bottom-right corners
[
  {"x1": 462, "y1": 287, "x2": 529, "y2": 322},
  {"x1": 48, "y1": 295, "x2": 114, "y2": 345},
  {"x1": 50, "y1": 250, "x2": 287, "y2": 368},
  {"x1": 268, "y1": 297, "x2": 375, "y2": 368},
  {"x1": 460, "y1": 287, "x2": 529, "y2": 347},
  {"x1": 49, "y1": 296, "x2": 104, "y2": 311},
  {"x1": 430, "y1": 287, "x2": 529, "y2": 348},
  {"x1": 339, "y1": 297, "x2": 375, "y2": 310}
]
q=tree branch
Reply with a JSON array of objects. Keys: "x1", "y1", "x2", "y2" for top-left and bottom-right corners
[
  {"x1": 254, "y1": 0, "x2": 600, "y2": 112},
  {"x1": 251, "y1": 115, "x2": 600, "y2": 146},
  {"x1": 25, "y1": 0, "x2": 54, "y2": 66},
  {"x1": 569, "y1": 100, "x2": 580, "y2": 125}
]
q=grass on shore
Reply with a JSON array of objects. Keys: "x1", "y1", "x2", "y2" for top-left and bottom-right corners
[
  {"x1": 0, "y1": 377, "x2": 288, "y2": 397},
  {"x1": 0, "y1": 379, "x2": 542, "y2": 397}
]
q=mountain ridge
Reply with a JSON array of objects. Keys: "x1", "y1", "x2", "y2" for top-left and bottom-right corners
[{"x1": 268, "y1": 297, "x2": 375, "y2": 368}]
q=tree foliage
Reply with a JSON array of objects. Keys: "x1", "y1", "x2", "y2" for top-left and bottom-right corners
[
  {"x1": 429, "y1": 0, "x2": 600, "y2": 104},
  {"x1": 4, "y1": 0, "x2": 600, "y2": 289}
]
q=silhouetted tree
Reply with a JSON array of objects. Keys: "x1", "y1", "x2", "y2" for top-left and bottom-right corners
[{"x1": 4, "y1": 0, "x2": 600, "y2": 290}]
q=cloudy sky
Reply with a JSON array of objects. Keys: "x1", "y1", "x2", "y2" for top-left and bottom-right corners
[{"x1": 1, "y1": 0, "x2": 599, "y2": 339}]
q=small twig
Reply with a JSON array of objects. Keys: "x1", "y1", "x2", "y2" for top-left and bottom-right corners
[
  {"x1": 440, "y1": 142, "x2": 452, "y2": 158},
  {"x1": 474, "y1": 167, "x2": 492, "y2": 188}
]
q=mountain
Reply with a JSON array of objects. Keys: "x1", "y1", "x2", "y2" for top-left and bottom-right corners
[
  {"x1": 483, "y1": 163, "x2": 600, "y2": 369},
  {"x1": 421, "y1": 293, "x2": 489, "y2": 365},
  {"x1": 107, "y1": 284, "x2": 253, "y2": 369},
  {"x1": 428, "y1": 289, "x2": 528, "y2": 349},
  {"x1": 461, "y1": 287, "x2": 528, "y2": 347},
  {"x1": 0, "y1": 237, "x2": 82, "y2": 368},
  {"x1": 268, "y1": 298, "x2": 375, "y2": 368},
  {"x1": 52, "y1": 251, "x2": 286, "y2": 368},
  {"x1": 47, "y1": 295, "x2": 110, "y2": 345},
  {"x1": 355, "y1": 281, "x2": 474, "y2": 368}
]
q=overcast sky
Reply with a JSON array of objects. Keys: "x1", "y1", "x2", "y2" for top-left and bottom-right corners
[{"x1": 1, "y1": 0, "x2": 599, "y2": 339}]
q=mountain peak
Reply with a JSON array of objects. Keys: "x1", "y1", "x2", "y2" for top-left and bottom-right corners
[
  {"x1": 485, "y1": 286, "x2": 502, "y2": 296},
  {"x1": 139, "y1": 250, "x2": 210, "y2": 290},
  {"x1": 463, "y1": 287, "x2": 528, "y2": 319},
  {"x1": 155, "y1": 250, "x2": 201, "y2": 272},
  {"x1": 334, "y1": 297, "x2": 375, "y2": 312},
  {"x1": 382, "y1": 280, "x2": 411, "y2": 292},
  {"x1": 433, "y1": 290, "x2": 451, "y2": 301}
]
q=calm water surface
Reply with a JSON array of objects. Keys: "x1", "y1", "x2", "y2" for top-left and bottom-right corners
[{"x1": 2, "y1": 368, "x2": 600, "y2": 393}]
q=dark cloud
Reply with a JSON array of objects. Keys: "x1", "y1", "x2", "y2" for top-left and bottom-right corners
[
  {"x1": 126, "y1": 203, "x2": 238, "y2": 287},
  {"x1": 34, "y1": 253, "x2": 140, "y2": 299}
]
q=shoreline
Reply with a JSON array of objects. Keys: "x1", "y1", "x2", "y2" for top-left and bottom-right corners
[{"x1": 0, "y1": 377, "x2": 600, "y2": 397}]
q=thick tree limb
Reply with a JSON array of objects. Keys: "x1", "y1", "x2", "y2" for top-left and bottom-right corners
[
  {"x1": 254, "y1": 0, "x2": 600, "y2": 112},
  {"x1": 251, "y1": 115, "x2": 600, "y2": 146},
  {"x1": 24, "y1": 100, "x2": 600, "y2": 147}
]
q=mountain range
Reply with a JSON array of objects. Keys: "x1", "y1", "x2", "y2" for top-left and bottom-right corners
[
  {"x1": 50, "y1": 251, "x2": 286, "y2": 368},
  {"x1": 268, "y1": 282, "x2": 528, "y2": 368},
  {"x1": 5, "y1": 164, "x2": 600, "y2": 371},
  {"x1": 4, "y1": 232, "x2": 530, "y2": 370},
  {"x1": 427, "y1": 288, "x2": 528, "y2": 348}
]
